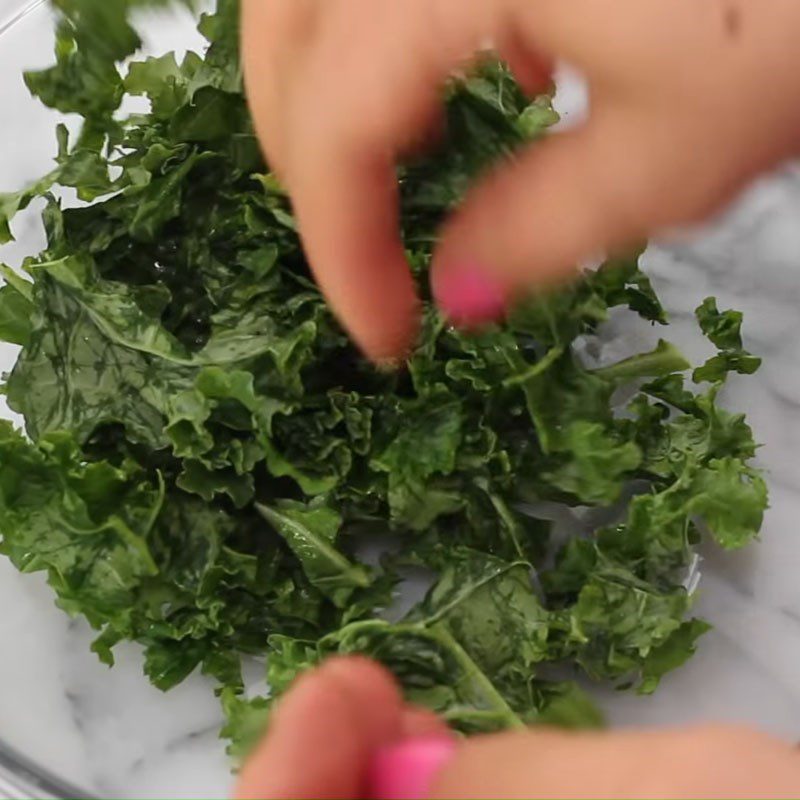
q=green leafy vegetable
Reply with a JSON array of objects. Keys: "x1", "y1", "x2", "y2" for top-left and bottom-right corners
[
  {"x1": 694, "y1": 297, "x2": 762, "y2": 383},
  {"x1": 256, "y1": 501, "x2": 371, "y2": 607},
  {"x1": 0, "y1": 0, "x2": 766, "y2": 763}
]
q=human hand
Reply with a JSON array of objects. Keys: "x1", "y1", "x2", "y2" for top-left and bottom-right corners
[
  {"x1": 242, "y1": 0, "x2": 800, "y2": 362},
  {"x1": 234, "y1": 658, "x2": 800, "y2": 800},
  {"x1": 233, "y1": 657, "x2": 451, "y2": 800}
]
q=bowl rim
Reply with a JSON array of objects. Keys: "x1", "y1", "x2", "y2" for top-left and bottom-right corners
[
  {"x1": 0, "y1": 739, "x2": 94, "y2": 800},
  {"x1": 0, "y1": 1, "x2": 47, "y2": 40},
  {"x1": 0, "y1": 6, "x2": 87, "y2": 797}
]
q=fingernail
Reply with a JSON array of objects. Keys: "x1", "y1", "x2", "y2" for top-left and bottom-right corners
[
  {"x1": 432, "y1": 261, "x2": 507, "y2": 328},
  {"x1": 368, "y1": 736, "x2": 457, "y2": 800}
]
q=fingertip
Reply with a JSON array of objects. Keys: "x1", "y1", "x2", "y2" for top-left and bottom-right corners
[
  {"x1": 351, "y1": 290, "x2": 421, "y2": 366},
  {"x1": 430, "y1": 258, "x2": 510, "y2": 328},
  {"x1": 323, "y1": 656, "x2": 405, "y2": 722},
  {"x1": 434, "y1": 122, "x2": 645, "y2": 303},
  {"x1": 234, "y1": 657, "x2": 405, "y2": 800},
  {"x1": 323, "y1": 653, "x2": 395, "y2": 681},
  {"x1": 235, "y1": 665, "x2": 358, "y2": 799},
  {"x1": 289, "y1": 146, "x2": 421, "y2": 365}
]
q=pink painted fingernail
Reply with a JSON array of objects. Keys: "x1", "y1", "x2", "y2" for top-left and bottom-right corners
[
  {"x1": 432, "y1": 261, "x2": 507, "y2": 328},
  {"x1": 367, "y1": 737, "x2": 457, "y2": 800}
]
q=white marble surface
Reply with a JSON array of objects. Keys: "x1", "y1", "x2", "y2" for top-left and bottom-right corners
[{"x1": 2, "y1": 3, "x2": 800, "y2": 798}]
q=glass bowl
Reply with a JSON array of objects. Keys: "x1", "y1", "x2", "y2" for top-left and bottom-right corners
[{"x1": 1, "y1": 3, "x2": 799, "y2": 798}]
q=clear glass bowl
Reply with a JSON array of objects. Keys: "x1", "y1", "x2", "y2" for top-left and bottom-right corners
[{"x1": 1, "y1": 4, "x2": 800, "y2": 798}]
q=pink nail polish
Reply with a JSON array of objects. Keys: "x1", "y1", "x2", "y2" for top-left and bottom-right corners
[
  {"x1": 432, "y1": 261, "x2": 507, "y2": 328},
  {"x1": 367, "y1": 737, "x2": 456, "y2": 800}
]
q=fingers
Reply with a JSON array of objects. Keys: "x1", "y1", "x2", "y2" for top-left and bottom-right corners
[
  {"x1": 234, "y1": 657, "x2": 404, "y2": 800},
  {"x1": 429, "y1": 730, "x2": 558, "y2": 800},
  {"x1": 243, "y1": 0, "x2": 800, "y2": 360},
  {"x1": 288, "y1": 140, "x2": 420, "y2": 363},
  {"x1": 429, "y1": 725, "x2": 800, "y2": 800},
  {"x1": 432, "y1": 109, "x2": 706, "y2": 320},
  {"x1": 243, "y1": 0, "x2": 520, "y2": 361},
  {"x1": 272, "y1": 0, "x2": 504, "y2": 361}
]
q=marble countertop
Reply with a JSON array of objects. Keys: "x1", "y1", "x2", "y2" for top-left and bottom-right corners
[{"x1": 2, "y1": 5, "x2": 800, "y2": 799}]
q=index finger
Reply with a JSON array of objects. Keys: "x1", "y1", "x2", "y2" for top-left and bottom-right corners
[
  {"x1": 279, "y1": 0, "x2": 509, "y2": 361},
  {"x1": 289, "y1": 131, "x2": 419, "y2": 363}
]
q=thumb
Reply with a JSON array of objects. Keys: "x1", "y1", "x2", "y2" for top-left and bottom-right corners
[
  {"x1": 234, "y1": 657, "x2": 404, "y2": 800},
  {"x1": 431, "y1": 112, "x2": 701, "y2": 325}
]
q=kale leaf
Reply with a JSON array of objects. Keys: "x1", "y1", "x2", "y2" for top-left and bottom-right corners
[{"x1": 0, "y1": 0, "x2": 766, "y2": 762}]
